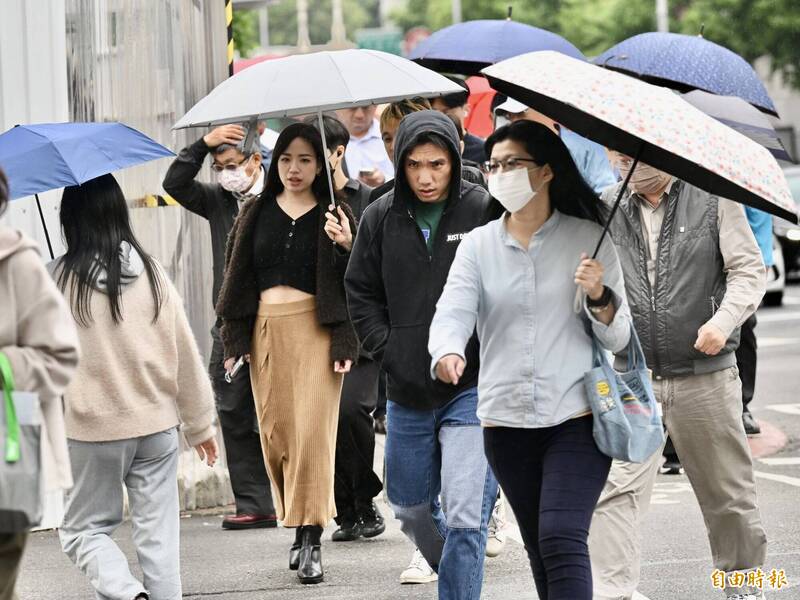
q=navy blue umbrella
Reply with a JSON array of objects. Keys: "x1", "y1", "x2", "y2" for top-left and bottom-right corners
[
  {"x1": 409, "y1": 19, "x2": 585, "y2": 76},
  {"x1": 0, "y1": 122, "x2": 174, "y2": 257},
  {"x1": 594, "y1": 32, "x2": 777, "y2": 116}
]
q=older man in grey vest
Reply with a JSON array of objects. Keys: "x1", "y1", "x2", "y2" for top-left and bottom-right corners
[{"x1": 589, "y1": 153, "x2": 768, "y2": 600}]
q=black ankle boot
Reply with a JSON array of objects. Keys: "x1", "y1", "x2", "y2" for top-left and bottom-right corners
[
  {"x1": 297, "y1": 525, "x2": 323, "y2": 584},
  {"x1": 289, "y1": 526, "x2": 303, "y2": 570}
]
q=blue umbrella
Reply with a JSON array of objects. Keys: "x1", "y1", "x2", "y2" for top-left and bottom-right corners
[
  {"x1": 0, "y1": 122, "x2": 174, "y2": 257},
  {"x1": 409, "y1": 19, "x2": 585, "y2": 76},
  {"x1": 594, "y1": 32, "x2": 777, "y2": 116}
]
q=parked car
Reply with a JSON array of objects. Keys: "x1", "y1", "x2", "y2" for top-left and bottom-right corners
[{"x1": 775, "y1": 165, "x2": 800, "y2": 281}]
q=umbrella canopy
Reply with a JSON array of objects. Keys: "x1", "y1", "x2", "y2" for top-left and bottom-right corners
[
  {"x1": 681, "y1": 90, "x2": 793, "y2": 163},
  {"x1": 482, "y1": 51, "x2": 797, "y2": 224},
  {"x1": 0, "y1": 122, "x2": 174, "y2": 200},
  {"x1": 173, "y1": 49, "x2": 465, "y2": 129},
  {"x1": 464, "y1": 76, "x2": 496, "y2": 138},
  {"x1": 594, "y1": 32, "x2": 777, "y2": 116},
  {"x1": 408, "y1": 19, "x2": 584, "y2": 76}
]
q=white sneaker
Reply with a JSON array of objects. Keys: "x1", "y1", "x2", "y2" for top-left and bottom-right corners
[
  {"x1": 399, "y1": 548, "x2": 438, "y2": 584},
  {"x1": 485, "y1": 492, "x2": 507, "y2": 558}
]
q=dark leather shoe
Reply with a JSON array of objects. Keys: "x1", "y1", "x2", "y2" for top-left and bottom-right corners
[
  {"x1": 222, "y1": 513, "x2": 278, "y2": 530},
  {"x1": 289, "y1": 543, "x2": 301, "y2": 570},
  {"x1": 743, "y1": 410, "x2": 761, "y2": 435},
  {"x1": 359, "y1": 501, "x2": 386, "y2": 538},
  {"x1": 297, "y1": 526, "x2": 324, "y2": 584},
  {"x1": 332, "y1": 518, "x2": 363, "y2": 542}
]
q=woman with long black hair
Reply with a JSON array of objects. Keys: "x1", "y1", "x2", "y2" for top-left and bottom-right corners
[
  {"x1": 429, "y1": 120, "x2": 632, "y2": 599},
  {"x1": 216, "y1": 122, "x2": 359, "y2": 584},
  {"x1": 53, "y1": 174, "x2": 219, "y2": 600}
]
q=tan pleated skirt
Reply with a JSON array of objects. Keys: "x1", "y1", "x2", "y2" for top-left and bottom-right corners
[{"x1": 250, "y1": 298, "x2": 343, "y2": 527}]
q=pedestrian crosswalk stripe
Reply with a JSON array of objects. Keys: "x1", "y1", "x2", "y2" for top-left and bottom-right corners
[
  {"x1": 765, "y1": 403, "x2": 800, "y2": 416},
  {"x1": 758, "y1": 457, "x2": 800, "y2": 466},
  {"x1": 754, "y1": 470, "x2": 800, "y2": 487}
]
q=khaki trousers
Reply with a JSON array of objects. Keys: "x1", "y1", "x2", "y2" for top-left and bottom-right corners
[
  {"x1": 0, "y1": 532, "x2": 26, "y2": 600},
  {"x1": 589, "y1": 366, "x2": 767, "y2": 599}
]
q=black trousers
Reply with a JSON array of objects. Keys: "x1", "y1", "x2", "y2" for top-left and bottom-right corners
[
  {"x1": 333, "y1": 357, "x2": 383, "y2": 521},
  {"x1": 210, "y1": 327, "x2": 275, "y2": 515},
  {"x1": 374, "y1": 370, "x2": 387, "y2": 419},
  {"x1": 736, "y1": 313, "x2": 758, "y2": 409},
  {"x1": 483, "y1": 416, "x2": 611, "y2": 600}
]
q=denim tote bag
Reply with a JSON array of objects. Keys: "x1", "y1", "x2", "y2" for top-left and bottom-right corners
[
  {"x1": 583, "y1": 326, "x2": 664, "y2": 463},
  {"x1": 0, "y1": 352, "x2": 43, "y2": 532}
]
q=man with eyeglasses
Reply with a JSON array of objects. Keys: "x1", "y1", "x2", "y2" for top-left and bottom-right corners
[{"x1": 163, "y1": 123, "x2": 277, "y2": 532}]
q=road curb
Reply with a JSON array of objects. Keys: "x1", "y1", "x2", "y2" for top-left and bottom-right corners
[{"x1": 748, "y1": 419, "x2": 789, "y2": 458}]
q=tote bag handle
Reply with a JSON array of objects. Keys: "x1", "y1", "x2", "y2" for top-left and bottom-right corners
[{"x1": 0, "y1": 353, "x2": 20, "y2": 463}]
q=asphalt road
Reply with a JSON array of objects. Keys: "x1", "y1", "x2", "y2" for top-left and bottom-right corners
[{"x1": 16, "y1": 286, "x2": 800, "y2": 599}]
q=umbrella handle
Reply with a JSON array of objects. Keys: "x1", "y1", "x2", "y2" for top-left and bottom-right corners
[
  {"x1": 591, "y1": 146, "x2": 642, "y2": 259},
  {"x1": 35, "y1": 193, "x2": 55, "y2": 260}
]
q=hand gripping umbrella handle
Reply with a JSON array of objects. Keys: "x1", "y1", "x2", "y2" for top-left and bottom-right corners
[{"x1": 591, "y1": 145, "x2": 642, "y2": 259}]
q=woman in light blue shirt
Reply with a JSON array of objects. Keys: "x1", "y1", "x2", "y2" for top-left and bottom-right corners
[{"x1": 429, "y1": 120, "x2": 632, "y2": 600}]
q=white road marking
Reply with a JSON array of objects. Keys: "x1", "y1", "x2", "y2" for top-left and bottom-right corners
[
  {"x1": 758, "y1": 337, "x2": 800, "y2": 347},
  {"x1": 757, "y1": 310, "x2": 800, "y2": 323},
  {"x1": 766, "y1": 403, "x2": 800, "y2": 416},
  {"x1": 754, "y1": 471, "x2": 800, "y2": 487},
  {"x1": 758, "y1": 457, "x2": 800, "y2": 466}
]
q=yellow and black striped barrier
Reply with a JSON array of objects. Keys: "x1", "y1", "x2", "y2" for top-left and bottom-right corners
[{"x1": 226, "y1": 0, "x2": 234, "y2": 77}]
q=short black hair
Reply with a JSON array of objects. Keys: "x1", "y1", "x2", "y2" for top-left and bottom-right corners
[
  {"x1": 409, "y1": 130, "x2": 452, "y2": 155},
  {"x1": 305, "y1": 113, "x2": 351, "y2": 152},
  {"x1": 445, "y1": 114, "x2": 465, "y2": 141},
  {"x1": 0, "y1": 167, "x2": 8, "y2": 217},
  {"x1": 436, "y1": 75, "x2": 470, "y2": 109}
]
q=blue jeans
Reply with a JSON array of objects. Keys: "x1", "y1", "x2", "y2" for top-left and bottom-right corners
[{"x1": 385, "y1": 387, "x2": 498, "y2": 600}]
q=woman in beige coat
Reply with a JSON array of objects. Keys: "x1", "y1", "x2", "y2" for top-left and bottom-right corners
[
  {"x1": 0, "y1": 168, "x2": 80, "y2": 600},
  {"x1": 53, "y1": 174, "x2": 218, "y2": 600}
]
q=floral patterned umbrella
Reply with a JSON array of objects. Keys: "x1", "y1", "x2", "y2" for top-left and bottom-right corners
[{"x1": 482, "y1": 51, "x2": 797, "y2": 229}]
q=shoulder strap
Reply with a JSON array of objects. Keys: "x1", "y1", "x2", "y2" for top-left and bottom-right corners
[{"x1": 0, "y1": 353, "x2": 20, "y2": 463}]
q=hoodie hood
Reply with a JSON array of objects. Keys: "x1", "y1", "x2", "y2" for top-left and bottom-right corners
[
  {"x1": 0, "y1": 226, "x2": 39, "y2": 261},
  {"x1": 47, "y1": 241, "x2": 145, "y2": 295},
  {"x1": 392, "y1": 110, "x2": 463, "y2": 209}
]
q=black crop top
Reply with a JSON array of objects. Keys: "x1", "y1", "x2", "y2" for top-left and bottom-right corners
[{"x1": 253, "y1": 199, "x2": 319, "y2": 294}]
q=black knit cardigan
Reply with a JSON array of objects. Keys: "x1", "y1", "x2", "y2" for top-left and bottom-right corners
[{"x1": 215, "y1": 193, "x2": 360, "y2": 363}]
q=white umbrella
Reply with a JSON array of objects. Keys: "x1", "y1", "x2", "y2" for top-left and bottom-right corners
[{"x1": 173, "y1": 49, "x2": 463, "y2": 209}]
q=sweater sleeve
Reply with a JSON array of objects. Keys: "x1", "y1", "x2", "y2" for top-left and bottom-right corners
[
  {"x1": 168, "y1": 281, "x2": 218, "y2": 446},
  {"x1": 1, "y1": 248, "x2": 80, "y2": 397}
]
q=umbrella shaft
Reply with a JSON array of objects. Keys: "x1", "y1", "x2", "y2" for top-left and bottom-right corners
[
  {"x1": 35, "y1": 193, "x2": 55, "y2": 260},
  {"x1": 592, "y1": 148, "x2": 642, "y2": 259}
]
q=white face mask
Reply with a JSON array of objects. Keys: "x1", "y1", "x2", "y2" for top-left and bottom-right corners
[
  {"x1": 218, "y1": 158, "x2": 254, "y2": 193},
  {"x1": 488, "y1": 167, "x2": 539, "y2": 213}
]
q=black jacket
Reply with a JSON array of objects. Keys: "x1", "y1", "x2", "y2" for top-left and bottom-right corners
[
  {"x1": 215, "y1": 193, "x2": 359, "y2": 363},
  {"x1": 163, "y1": 138, "x2": 243, "y2": 308},
  {"x1": 345, "y1": 110, "x2": 491, "y2": 410}
]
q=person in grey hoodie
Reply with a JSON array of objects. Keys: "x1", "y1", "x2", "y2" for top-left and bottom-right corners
[
  {"x1": 0, "y1": 167, "x2": 80, "y2": 600},
  {"x1": 345, "y1": 110, "x2": 496, "y2": 600},
  {"x1": 51, "y1": 174, "x2": 218, "y2": 600}
]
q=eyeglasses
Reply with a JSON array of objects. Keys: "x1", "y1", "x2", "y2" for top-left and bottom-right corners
[
  {"x1": 211, "y1": 155, "x2": 250, "y2": 172},
  {"x1": 482, "y1": 157, "x2": 538, "y2": 175}
]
